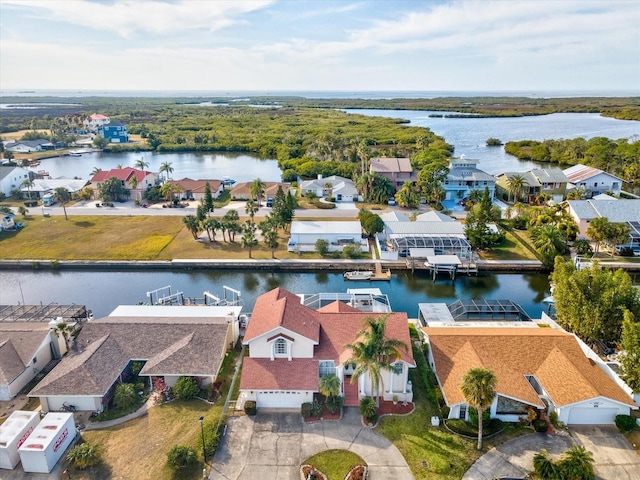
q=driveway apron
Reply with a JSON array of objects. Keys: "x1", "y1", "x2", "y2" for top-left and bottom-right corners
[{"x1": 209, "y1": 408, "x2": 414, "y2": 480}]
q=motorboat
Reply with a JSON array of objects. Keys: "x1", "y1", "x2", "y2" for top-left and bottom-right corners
[
  {"x1": 221, "y1": 176, "x2": 236, "y2": 185},
  {"x1": 343, "y1": 271, "x2": 374, "y2": 281}
]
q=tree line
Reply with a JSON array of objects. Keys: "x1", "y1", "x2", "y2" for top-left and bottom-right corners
[{"x1": 504, "y1": 137, "x2": 640, "y2": 184}]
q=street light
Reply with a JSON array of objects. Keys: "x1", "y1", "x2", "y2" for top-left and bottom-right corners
[{"x1": 199, "y1": 416, "x2": 206, "y2": 465}]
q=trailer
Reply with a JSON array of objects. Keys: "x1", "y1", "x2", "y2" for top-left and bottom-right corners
[
  {"x1": 18, "y1": 412, "x2": 75, "y2": 473},
  {"x1": 0, "y1": 411, "x2": 40, "y2": 470}
]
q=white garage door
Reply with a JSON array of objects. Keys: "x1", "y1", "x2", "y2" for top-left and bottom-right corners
[
  {"x1": 568, "y1": 407, "x2": 618, "y2": 425},
  {"x1": 256, "y1": 391, "x2": 303, "y2": 408}
]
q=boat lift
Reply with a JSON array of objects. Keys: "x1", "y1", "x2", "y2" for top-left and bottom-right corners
[{"x1": 146, "y1": 285, "x2": 243, "y2": 307}]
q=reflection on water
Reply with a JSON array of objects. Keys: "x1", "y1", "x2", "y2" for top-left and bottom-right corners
[{"x1": 0, "y1": 269, "x2": 551, "y2": 320}]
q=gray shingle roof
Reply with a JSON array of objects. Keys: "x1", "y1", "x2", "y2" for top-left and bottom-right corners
[
  {"x1": 567, "y1": 199, "x2": 640, "y2": 222},
  {"x1": 29, "y1": 319, "x2": 229, "y2": 397},
  {"x1": 0, "y1": 325, "x2": 51, "y2": 384}
]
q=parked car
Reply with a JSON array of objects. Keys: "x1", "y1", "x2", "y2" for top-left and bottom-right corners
[
  {"x1": 266, "y1": 197, "x2": 273, "y2": 207},
  {"x1": 388, "y1": 197, "x2": 397, "y2": 206}
]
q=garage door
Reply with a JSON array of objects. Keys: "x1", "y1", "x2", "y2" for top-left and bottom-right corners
[
  {"x1": 256, "y1": 391, "x2": 303, "y2": 408},
  {"x1": 567, "y1": 407, "x2": 618, "y2": 425}
]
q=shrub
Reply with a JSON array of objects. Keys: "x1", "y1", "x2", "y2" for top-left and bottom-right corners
[
  {"x1": 359, "y1": 397, "x2": 377, "y2": 424},
  {"x1": 342, "y1": 244, "x2": 361, "y2": 259},
  {"x1": 615, "y1": 414, "x2": 637, "y2": 432},
  {"x1": 532, "y1": 419, "x2": 549, "y2": 433},
  {"x1": 114, "y1": 383, "x2": 137, "y2": 410},
  {"x1": 446, "y1": 418, "x2": 504, "y2": 437},
  {"x1": 203, "y1": 419, "x2": 221, "y2": 456},
  {"x1": 173, "y1": 376, "x2": 200, "y2": 400},
  {"x1": 315, "y1": 239, "x2": 329, "y2": 256},
  {"x1": 301, "y1": 402, "x2": 312, "y2": 418},
  {"x1": 311, "y1": 399, "x2": 322, "y2": 417},
  {"x1": 244, "y1": 400, "x2": 257, "y2": 416},
  {"x1": 468, "y1": 407, "x2": 491, "y2": 428},
  {"x1": 166, "y1": 445, "x2": 197, "y2": 469},
  {"x1": 67, "y1": 442, "x2": 101, "y2": 469},
  {"x1": 325, "y1": 395, "x2": 344, "y2": 414}
]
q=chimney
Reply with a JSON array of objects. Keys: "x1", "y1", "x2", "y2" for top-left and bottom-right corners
[{"x1": 317, "y1": 174, "x2": 323, "y2": 180}]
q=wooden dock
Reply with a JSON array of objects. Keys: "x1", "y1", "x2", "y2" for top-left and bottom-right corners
[{"x1": 371, "y1": 261, "x2": 391, "y2": 281}]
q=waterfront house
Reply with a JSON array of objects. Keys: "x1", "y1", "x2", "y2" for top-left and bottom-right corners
[
  {"x1": 0, "y1": 166, "x2": 31, "y2": 197},
  {"x1": 4, "y1": 139, "x2": 55, "y2": 153},
  {"x1": 287, "y1": 221, "x2": 367, "y2": 253},
  {"x1": 423, "y1": 325, "x2": 637, "y2": 425},
  {"x1": 239, "y1": 287, "x2": 415, "y2": 409},
  {"x1": 566, "y1": 198, "x2": 640, "y2": 243},
  {"x1": 369, "y1": 157, "x2": 417, "y2": 190},
  {"x1": 83, "y1": 113, "x2": 110, "y2": 132},
  {"x1": 29, "y1": 303, "x2": 242, "y2": 412},
  {"x1": 90, "y1": 167, "x2": 157, "y2": 201},
  {"x1": 20, "y1": 178, "x2": 89, "y2": 200},
  {"x1": 495, "y1": 168, "x2": 569, "y2": 204},
  {"x1": 299, "y1": 175, "x2": 358, "y2": 202},
  {"x1": 563, "y1": 164, "x2": 623, "y2": 197},
  {"x1": 230, "y1": 181, "x2": 291, "y2": 201},
  {"x1": 443, "y1": 157, "x2": 495, "y2": 202},
  {"x1": 168, "y1": 178, "x2": 223, "y2": 201},
  {"x1": 97, "y1": 121, "x2": 129, "y2": 143},
  {"x1": 0, "y1": 319, "x2": 69, "y2": 401}
]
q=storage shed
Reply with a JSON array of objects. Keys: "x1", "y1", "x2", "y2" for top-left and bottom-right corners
[
  {"x1": 18, "y1": 412, "x2": 75, "y2": 473},
  {"x1": 0, "y1": 410, "x2": 40, "y2": 470}
]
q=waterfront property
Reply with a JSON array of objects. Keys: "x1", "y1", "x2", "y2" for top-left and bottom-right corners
[
  {"x1": 20, "y1": 178, "x2": 89, "y2": 200},
  {"x1": 287, "y1": 220, "x2": 368, "y2": 253},
  {"x1": 566, "y1": 198, "x2": 640, "y2": 242},
  {"x1": 0, "y1": 304, "x2": 85, "y2": 400},
  {"x1": 299, "y1": 174, "x2": 359, "y2": 202},
  {"x1": 230, "y1": 181, "x2": 291, "y2": 201},
  {"x1": 563, "y1": 164, "x2": 623, "y2": 197},
  {"x1": 167, "y1": 178, "x2": 223, "y2": 201},
  {"x1": 423, "y1": 323, "x2": 637, "y2": 425},
  {"x1": 495, "y1": 168, "x2": 569, "y2": 204},
  {"x1": 28, "y1": 302, "x2": 242, "y2": 412},
  {"x1": 239, "y1": 287, "x2": 415, "y2": 409},
  {"x1": 97, "y1": 121, "x2": 129, "y2": 143},
  {"x1": 417, "y1": 299, "x2": 531, "y2": 327},
  {"x1": 443, "y1": 156, "x2": 496, "y2": 202},
  {"x1": 4, "y1": 139, "x2": 55, "y2": 153},
  {"x1": 90, "y1": 167, "x2": 157, "y2": 201},
  {"x1": 83, "y1": 113, "x2": 110, "y2": 131},
  {"x1": 0, "y1": 166, "x2": 32, "y2": 198},
  {"x1": 369, "y1": 157, "x2": 417, "y2": 190}
]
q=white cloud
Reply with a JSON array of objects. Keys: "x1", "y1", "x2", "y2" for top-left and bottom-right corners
[{"x1": 1, "y1": 0, "x2": 274, "y2": 37}]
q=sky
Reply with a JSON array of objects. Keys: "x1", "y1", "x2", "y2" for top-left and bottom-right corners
[{"x1": 1, "y1": 0, "x2": 639, "y2": 94}]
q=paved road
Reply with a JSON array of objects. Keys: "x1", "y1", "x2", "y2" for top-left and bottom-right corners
[{"x1": 209, "y1": 408, "x2": 414, "y2": 480}]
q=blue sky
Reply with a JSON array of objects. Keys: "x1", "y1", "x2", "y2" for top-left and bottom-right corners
[{"x1": 1, "y1": 0, "x2": 639, "y2": 93}]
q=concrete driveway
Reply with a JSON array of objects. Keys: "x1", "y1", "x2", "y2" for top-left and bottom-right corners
[
  {"x1": 464, "y1": 427, "x2": 640, "y2": 480},
  {"x1": 209, "y1": 408, "x2": 414, "y2": 480},
  {"x1": 571, "y1": 425, "x2": 640, "y2": 480}
]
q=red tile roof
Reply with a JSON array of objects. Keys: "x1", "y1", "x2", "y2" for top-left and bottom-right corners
[
  {"x1": 241, "y1": 288, "x2": 415, "y2": 392},
  {"x1": 424, "y1": 327, "x2": 635, "y2": 408},
  {"x1": 239, "y1": 358, "x2": 319, "y2": 390},
  {"x1": 91, "y1": 167, "x2": 151, "y2": 183}
]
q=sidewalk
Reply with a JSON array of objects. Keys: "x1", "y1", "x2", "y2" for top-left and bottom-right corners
[{"x1": 83, "y1": 395, "x2": 155, "y2": 430}]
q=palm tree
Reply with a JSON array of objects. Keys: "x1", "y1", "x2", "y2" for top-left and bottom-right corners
[
  {"x1": 532, "y1": 225, "x2": 567, "y2": 268},
  {"x1": 241, "y1": 221, "x2": 258, "y2": 258},
  {"x1": 460, "y1": 367, "x2": 497, "y2": 450},
  {"x1": 507, "y1": 174, "x2": 527, "y2": 203},
  {"x1": 66, "y1": 442, "x2": 102, "y2": 470},
  {"x1": 250, "y1": 178, "x2": 266, "y2": 206},
  {"x1": 134, "y1": 158, "x2": 149, "y2": 171},
  {"x1": 20, "y1": 178, "x2": 34, "y2": 199},
  {"x1": 128, "y1": 175, "x2": 139, "y2": 192},
  {"x1": 203, "y1": 217, "x2": 221, "y2": 242},
  {"x1": 264, "y1": 229, "x2": 279, "y2": 258},
  {"x1": 245, "y1": 199, "x2": 258, "y2": 223},
  {"x1": 90, "y1": 166, "x2": 102, "y2": 176},
  {"x1": 54, "y1": 187, "x2": 72, "y2": 220},
  {"x1": 559, "y1": 445, "x2": 595, "y2": 479},
  {"x1": 116, "y1": 163, "x2": 123, "y2": 169},
  {"x1": 344, "y1": 315, "x2": 408, "y2": 407},
  {"x1": 533, "y1": 449, "x2": 558, "y2": 479},
  {"x1": 18, "y1": 205, "x2": 29, "y2": 218},
  {"x1": 54, "y1": 321, "x2": 74, "y2": 352},
  {"x1": 586, "y1": 216, "x2": 610, "y2": 255},
  {"x1": 159, "y1": 161, "x2": 174, "y2": 181},
  {"x1": 182, "y1": 215, "x2": 200, "y2": 240},
  {"x1": 319, "y1": 373, "x2": 340, "y2": 399}
]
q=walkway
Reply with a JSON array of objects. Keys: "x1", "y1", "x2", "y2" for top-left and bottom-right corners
[
  {"x1": 209, "y1": 408, "x2": 414, "y2": 480},
  {"x1": 83, "y1": 395, "x2": 155, "y2": 430}
]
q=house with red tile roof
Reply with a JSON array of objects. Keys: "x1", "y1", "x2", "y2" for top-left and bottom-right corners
[
  {"x1": 240, "y1": 288, "x2": 415, "y2": 409},
  {"x1": 83, "y1": 113, "x2": 110, "y2": 132},
  {"x1": 422, "y1": 327, "x2": 636, "y2": 425},
  {"x1": 370, "y1": 157, "x2": 417, "y2": 190},
  {"x1": 90, "y1": 167, "x2": 157, "y2": 201},
  {"x1": 167, "y1": 178, "x2": 223, "y2": 201}
]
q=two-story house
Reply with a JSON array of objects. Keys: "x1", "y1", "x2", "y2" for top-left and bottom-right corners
[
  {"x1": 83, "y1": 113, "x2": 111, "y2": 132},
  {"x1": 443, "y1": 157, "x2": 495, "y2": 201},
  {"x1": 370, "y1": 157, "x2": 417, "y2": 190},
  {"x1": 0, "y1": 166, "x2": 32, "y2": 197},
  {"x1": 239, "y1": 288, "x2": 415, "y2": 409},
  {"x1": 563, "y1": 164, "x2": 623, "y2": 197},
  {"x1": 90, "y1": 167, "x2": 157, "y2": 201},
  {"x1": 98, "y1": 122, "x2": 129, "y2": 143},
  {"x1": 495, "y1": 168, "x2": 569, "y2": 204}
]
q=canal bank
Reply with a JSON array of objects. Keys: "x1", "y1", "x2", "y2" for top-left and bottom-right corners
[{"x1": 0, "y1": 258, "x2": 546, "y2": 272}]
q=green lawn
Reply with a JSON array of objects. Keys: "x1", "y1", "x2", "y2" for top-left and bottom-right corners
[{"x1": 303, "y1": 450, "x2": 365, "y2": 480}]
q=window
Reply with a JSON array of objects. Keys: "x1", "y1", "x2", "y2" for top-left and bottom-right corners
[
  {"x1": 319, "y1": 361, "x2": 335, "y2": 377},
  {"x1": 459, "y1": 404, "x2": 467, "y2": 420},
  {"x1": 274, "y1": 338, "x2": 287, "y2": 356}
]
